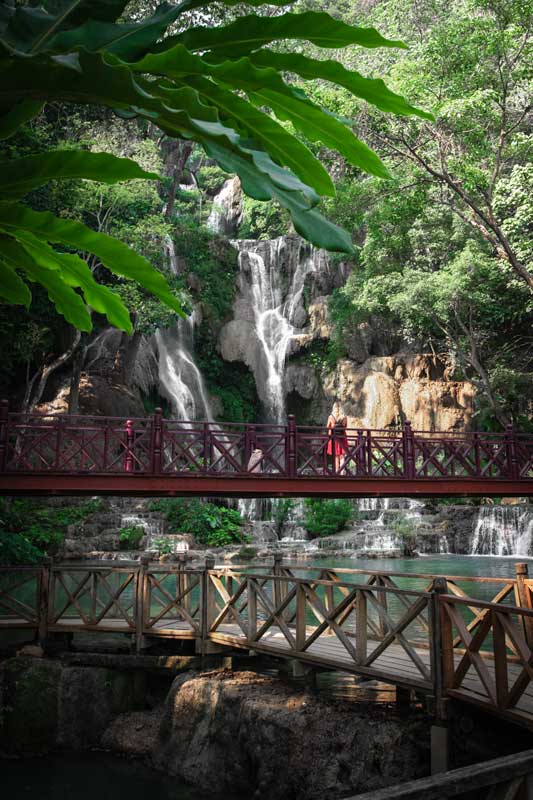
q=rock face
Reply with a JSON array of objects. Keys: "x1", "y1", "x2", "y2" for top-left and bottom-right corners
[
  {"x1": 0, "y1": 658, "x2": 144, "y2": 755},
  {"x1": 324, "y1": 354, "x2": 475, "y2": 431},
  {"x1": 155, "y1": 671, "x2": 429, "y2": 799}
]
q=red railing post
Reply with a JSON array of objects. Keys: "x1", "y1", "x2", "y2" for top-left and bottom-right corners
[
  {"x1": 356, "y1": 429, "x2": 365, "y2": 476},
  {"x1": 505, "y1": 424, "x2": 519, "y2": 480},
  {"x1": 0, "y1": 399, "x2": 9, "y2": 472},
  {"x1": 287, "y1": 414, "x2": 297, "y2": 478},
  {"x1": 403, "y1": 421, "x2": 415, "y2": 479},
  {"x1": 152, "y1": 408, "x2": 163, "y2": 474},
  {"x1": 202, "y1": 421, "x2": 209, "y2": 473},
  {"x1": 124, "y1": 419, "x2": 134, "y2": 473}
]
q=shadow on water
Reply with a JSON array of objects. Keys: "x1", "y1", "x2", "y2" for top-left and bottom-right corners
[{"x1": 2, "y1": 752, "x2": 244, "y2": 800}]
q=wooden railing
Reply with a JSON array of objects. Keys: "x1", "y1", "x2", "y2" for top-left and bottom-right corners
[
  {"x1": 1, "y1": 402, "x2": 532, "y2": 482},
  {"x1": 4, "y1": 559, "x2": 533, "y2": 727},
  {"x1": 348, "y1": 750, "x2": 533, "y2": 800}
]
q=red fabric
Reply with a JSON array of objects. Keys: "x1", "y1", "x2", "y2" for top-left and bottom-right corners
[{"x1": 327, "y1": 435, "x2": 348, "y2": 456}]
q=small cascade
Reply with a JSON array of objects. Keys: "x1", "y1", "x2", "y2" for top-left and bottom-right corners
[
  {"x1": 156, "y1": 237, "x2": 214, "y2": 421},
  {"x1": 156, "y1": 311, "x2": 214, "y2": 421},
  {"x1": 471, "y1": 506, "x2": 533, "y2": 556},
  {"x1": 207, "y1": 177, "x2": 243, "y2": 235}
]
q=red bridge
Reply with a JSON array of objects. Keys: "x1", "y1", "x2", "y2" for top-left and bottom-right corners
[{"x1": 0, "y1": 401, "x2": 532, "y2": 497}]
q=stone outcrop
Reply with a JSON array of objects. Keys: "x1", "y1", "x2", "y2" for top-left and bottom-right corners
[
  {"x1": 0, "y1": 658, "x2": 144, "y2": 755},
  {"x1": 154, "y1": 670, "x2": 429, "y2": 799}
]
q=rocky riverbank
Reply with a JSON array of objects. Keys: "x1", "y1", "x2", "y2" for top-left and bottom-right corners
[{"x1": 0, "y1": 656, "x2": 430, "y2": 798}]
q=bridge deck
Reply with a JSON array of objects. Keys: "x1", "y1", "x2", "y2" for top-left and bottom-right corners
[{"x1": 3, "y1": 561, "x2": 533, "y2": 730}]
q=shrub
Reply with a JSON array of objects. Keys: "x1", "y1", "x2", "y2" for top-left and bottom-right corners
[
  {"x1": 119, "y1": 526, "x2": 144, "y2": 550},
  {"x1": 392, "y1": 515, "x2": 417, "y2": 557},
  {"x1": 0, "y1": 499, "x2": 103, "y2": 564},
  {"x1": 150, "y1": 498, "x2": 245, "y2": 547},
  {"x1": 303, "y1": 499, "x2": 354, "y2": 538},
  {"x1": 151, "y1": 538, "x2": 173, "y2": 555}
]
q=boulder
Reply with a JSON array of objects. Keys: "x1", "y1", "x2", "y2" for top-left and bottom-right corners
[{"x1": 154, "y1": 671, "x2": 429, "y2": 799}]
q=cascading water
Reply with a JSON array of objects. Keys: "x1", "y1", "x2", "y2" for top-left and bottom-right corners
[
  {"x1": 471, "y1": 506, "x2": 533, "y2": 556},
  {"x1": 156, "y1": 311, "x2": 214, "y2": 421},
  {"x1": 231, "y1": 237, "x2": 323, "y2": 423},
  {"x1": 156, "y1": 236, "x2": 214, "y2": 421}
]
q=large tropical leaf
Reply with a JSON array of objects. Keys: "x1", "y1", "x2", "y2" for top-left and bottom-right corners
[
  {"x1": 0, "y1": 258, "x2": 32, "y2": 306},
  {"x1": 0, "y1": 237, "x2": 93, "y2": 330},
  {"x1": 47, "y1": 1, "x2": 187, "y2": 60},
  {"x1": 0, "y1": 100, "x2": 44, "y2": 140},
  {"x1": 0, "y1": 203, "x2": 184, "y2": 316},
  {"x1": 184, "y1": 76, "x2": 335, "y2": 195},
  {"x1": 245, "y1": 50, "x2": 434, "y2": 120},
  {"x1": 1, "y1": 150, "x2": 161, "y2": 200},
  {"x1": 0, "y1": 0, "x2": 128, "y2": 53},
  {"x1": 251, "y1": 88, "x2": 391, "y2": 179},
  {"x1": 166, "y1": 12, "x2": 407, "y2": 57},
  {"x1": 17, "y1": 231, "x2": 132, "y2": 331}
]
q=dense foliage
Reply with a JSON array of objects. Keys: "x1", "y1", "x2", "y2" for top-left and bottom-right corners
[
  {"x1": 0, "y1": 499, "x2": 102, "y2": 564},
  {"x1": 0, "y1": 0, "x2": 430, "y2": 332},
  {"x1": 149, "y1": 498, "x2": 246, "y2": 547},
  {"x1": 303, "y1": 499, "x2": 354, "y2": 538}
]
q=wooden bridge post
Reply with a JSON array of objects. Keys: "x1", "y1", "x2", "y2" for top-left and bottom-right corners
[
  {"x1": 135, "y1": 556, "x2": 149, "y2": 654},
  {"x1": 356, "y1": 429, "x2": 365, "y2": 476},
  {"x1": 273, "y1": 552, "x2": 289, "y2": 620},
  {"x1": 287, "y1": 414, "x2": 297, "y2": 478},
  {"x1": 0, "y1": 399, "x2": 8, "y2": 472},
  {"x1": 431, "y1": 576, "x2": 452, "y2": 721},
  {"x1": 38, "y1": 557, "x2": 52, "y2": 645},
  {"x1": 505, "y1": 425, "x2": 519, "y2": 480},
  {"x1": 403, "y1": 420, "x2": 415, "y2": 479},
  {"x1": 515, "y1": 563, "x2": 533, "y2": 645},
  {"x1": 244, "y1": 423, "x2": 255, "y2": 470},
  {"x1": 201, "y1": 556, "x2": 216, "y2": 649},
  {"x1": 151, "y1": 407, "x2": 163, "y2": 474}
]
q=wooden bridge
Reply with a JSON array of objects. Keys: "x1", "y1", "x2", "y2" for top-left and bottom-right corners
[
  {"x1": 4, "y1": 558, "x2": 533, "y2": 731},
  {"x1": 1, "y1": 403, "x2": 533, "y2": 497}
]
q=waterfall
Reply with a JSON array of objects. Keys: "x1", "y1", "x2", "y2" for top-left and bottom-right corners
[
  {"x1": 232, "y1": 237, "x2": 323, "y2": 423},
  {"x1": 156, "y1": 237, "x2": 214, "y2": 421},
  {"x1": 471, "y1": 506, "x2": 533, "y2": 556},
  {"x1": 206, "y1": 176, "x2": 243, "y2": 235},
  {"x1": 156, "y1": 311, "x2": 214, "y2": 421}
]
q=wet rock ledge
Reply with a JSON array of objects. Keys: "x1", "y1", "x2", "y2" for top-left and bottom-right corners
[{"x1": 1, "y1": 659, "x2": 430, "y2": 799}]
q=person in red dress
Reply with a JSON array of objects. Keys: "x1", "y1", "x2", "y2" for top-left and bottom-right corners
[{"x1": 327, "y1": 406, "x2": 348, "y2": 474}]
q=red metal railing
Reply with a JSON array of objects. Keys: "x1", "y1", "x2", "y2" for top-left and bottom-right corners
[{"x1": 0, "y1": 401, "x2": 532, "y2": 481}]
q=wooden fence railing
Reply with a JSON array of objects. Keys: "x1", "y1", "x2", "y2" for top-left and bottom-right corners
[
  {"x1": 2, "y1": 402, "x2": 533, "y2": 481},
  {"x1": 4, "y1": 559, "x2": 533, "y2": 727},
  {"x1": 348, "y1": 750, "x2": 533, "y2": 800}
]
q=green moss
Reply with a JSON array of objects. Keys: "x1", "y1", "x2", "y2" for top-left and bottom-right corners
[{"x1": 1, "y1": 659, "x2": 60, "y2": 754}]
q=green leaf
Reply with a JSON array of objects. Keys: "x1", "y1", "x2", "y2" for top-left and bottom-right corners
[
  {"x1": 0, "y1": 150, "x2": 161, "y2": 200},
  {"x1": 0, "y1": 257, "x2": 31, "y2": 306},
  {"x1": 1, "y1": 0, "x2": 129, "y2": 54},
  {"x1": 0, "y1": 203, "x2": 184, "y2": 318},
  {"x1": 251, "y1": 88, "x2": 391, "y2": 179},
  {"x1": 17, "y1": 232, "x2": 132, "y2": 332},
  {"x1": 47, "y1": 2, "x2": 186, "y2": 60},
  {"x1": 0, "y1": 236, "x2": 92, "y2": 330},
  {"x1": 166, "y1": 12, "x2": 408, "y2": 57},
  {"x1": 246, "y1": 49, "x2": 434, "y2": 121},
  {"x1": 0, "y1": 100, "x2": 44, "y2": 140},
  {"x1": 185, "y1": 76, "x2": 334, "y2": 195}
]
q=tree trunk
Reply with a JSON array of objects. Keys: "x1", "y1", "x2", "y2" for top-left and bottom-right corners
[{"x1": 25, "y1": 330, "x2": 82, "y2": 412}]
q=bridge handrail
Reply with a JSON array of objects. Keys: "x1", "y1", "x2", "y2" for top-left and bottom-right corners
[
  {"x1": 346, "y1": 750, "x2": 533, "y2": 800},
  {"x1": 2, "y1": 402, "x2": 532, "y2": 482}
]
